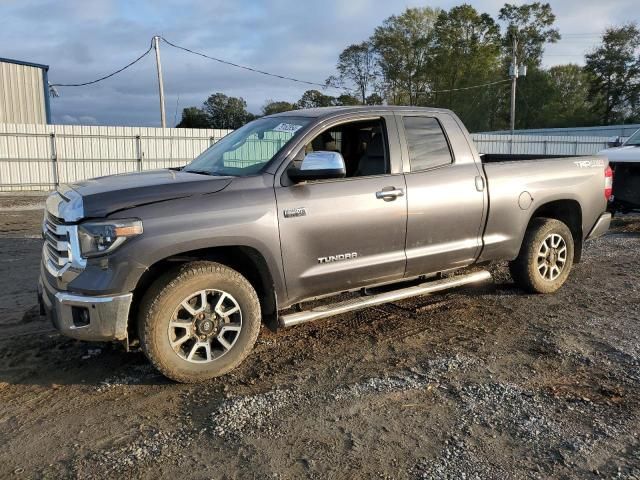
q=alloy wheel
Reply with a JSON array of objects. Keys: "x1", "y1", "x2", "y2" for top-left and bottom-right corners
[{"x1": 167, "y1": 289, "x2": 242, "y2": 363}]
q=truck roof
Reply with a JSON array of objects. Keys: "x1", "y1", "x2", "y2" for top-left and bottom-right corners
[{"x1": 270, "y1": 105, "x2": 454, "y2": 119}]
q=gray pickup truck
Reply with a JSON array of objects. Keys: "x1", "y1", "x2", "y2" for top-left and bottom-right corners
[{"x1": 38, "y1": 106, "x2": 612, "y2": 382}]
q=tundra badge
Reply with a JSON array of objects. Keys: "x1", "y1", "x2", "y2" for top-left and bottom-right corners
[
  {"x1": 318, "y1": 252, "x2": 358, "y2": 264},
  {"x1": 283, "y1": 207, "x2": 307, "y2": 218}
]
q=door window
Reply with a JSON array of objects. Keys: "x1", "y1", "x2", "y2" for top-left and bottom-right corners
[
  {"x1": 299, "y1": 118, "x2": 389, "y2": 178},
  {"x1": 403, "y1": 117, "x2": 453, "y2": 172}
]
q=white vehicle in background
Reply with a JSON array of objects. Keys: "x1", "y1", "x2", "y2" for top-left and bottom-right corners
[{"x1": 599, "y1": 128, "x2": 640, "y2": 213}]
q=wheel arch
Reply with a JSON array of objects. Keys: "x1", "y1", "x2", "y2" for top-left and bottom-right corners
[
  {"x1": 129, "y1": 245, "x2": 280, "y2": 341},
  {"x1": 527, "y1": 199, "x2": 583, "y2": 263}
]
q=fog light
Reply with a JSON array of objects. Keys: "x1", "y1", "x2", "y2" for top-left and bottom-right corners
[{"x1": 71, "y1": 306, "x2": 90, "y2": 327}]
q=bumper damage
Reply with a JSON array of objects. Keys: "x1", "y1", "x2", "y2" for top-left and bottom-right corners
[
  {"x1": 38, "y1": 275, "x2": 132, "y2": 342},
  {"x1": 586, "y1": 212, "x2": 612, "y2": 241}
]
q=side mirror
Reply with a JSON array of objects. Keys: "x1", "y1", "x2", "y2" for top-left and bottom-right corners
[{"x1": 288, "y1": 151, "x2": 346, "y2": 182}]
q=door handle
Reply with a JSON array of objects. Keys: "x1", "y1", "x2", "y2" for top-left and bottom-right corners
[
  {"x1": 376, "y1": 187, "x2": 404, "y2": 200},
  {"x1": 475, "y1": 175, "x2": 485, "y2": 192}
]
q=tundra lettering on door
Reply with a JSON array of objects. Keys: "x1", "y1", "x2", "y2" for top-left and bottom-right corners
[{"x1": 318, "y1": 252, "x2": 359, "y2": 264}]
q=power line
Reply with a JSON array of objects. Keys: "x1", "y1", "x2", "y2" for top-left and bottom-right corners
[
  {"x1": 160, "y1": 36, "x2": 339, "y2": 90},
  {"x1": 47, "y1": 34, "x2": 594, "y2": 94},
  {"x1": 544, "y1": 53, "x2": 592, "y2": 57},
  {"x1": 561, "y1": 32, "x2": 603, "y2": 36},
  {"x1": 51, "y1": 41, "x2": 153, "y2": 87},
  {"x1": 416, "y1": 79, "x2": 511, "y2": 95}
]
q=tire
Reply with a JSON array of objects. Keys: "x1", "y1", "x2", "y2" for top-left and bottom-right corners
[
  {"x1": 138, "y1": 261, "x2": 261, "y2": 383},
  {"x1": 509, "y1": 218, "x2": 575, "y2": 294}
]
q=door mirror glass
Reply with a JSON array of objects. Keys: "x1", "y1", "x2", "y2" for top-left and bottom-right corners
[{"x1": 289, "y1": 151, "x2": 346, "y2": 182}]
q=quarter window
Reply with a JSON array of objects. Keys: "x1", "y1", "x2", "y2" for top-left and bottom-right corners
[{"x1": 403, "y1": 117, "x2": 453, "y2": 172}]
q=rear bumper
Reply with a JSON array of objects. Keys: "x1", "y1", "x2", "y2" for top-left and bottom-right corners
[
  {"x1": 38, "y1": 274, "x2": 132, "y2": 342},
  {"x1": 586, "y1": 212, "x2": 611, "y2": 241},
  {"x1": 610, "y1": 162, "x2": 640, "y2": 210}
]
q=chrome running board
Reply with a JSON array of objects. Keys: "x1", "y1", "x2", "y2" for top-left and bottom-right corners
[{"x1": 279, "y1": 270, "x2": 491, "y2": 328}]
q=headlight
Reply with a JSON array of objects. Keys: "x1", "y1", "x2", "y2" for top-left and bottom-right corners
[{"x1": 78, "y1": 219, "x2": 143, "y2": 258}]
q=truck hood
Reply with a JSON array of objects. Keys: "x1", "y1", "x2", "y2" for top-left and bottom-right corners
[
  {"x1": 59, "y1": 169, "x2": 232, "y2": 220},
  {"x1": 598, "y1": 145, "x2": 640, "y2": 164}
]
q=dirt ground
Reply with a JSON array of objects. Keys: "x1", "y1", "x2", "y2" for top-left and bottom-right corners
[{"x1": 0, "y1": 195, "x2": 638, "y2": 479}]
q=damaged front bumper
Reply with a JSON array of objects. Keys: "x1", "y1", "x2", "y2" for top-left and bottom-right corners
[{"x1": 38, "y1": 274, "x2": 132, "y2": 342}]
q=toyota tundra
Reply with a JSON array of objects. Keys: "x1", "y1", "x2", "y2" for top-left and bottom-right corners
[{"x1": 38, "y1": 106, "x2": 612, "y2": 382}]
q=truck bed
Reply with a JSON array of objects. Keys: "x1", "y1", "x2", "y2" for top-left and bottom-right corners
[{"x1": 478, "y1": 154, "x2": 608, "y2": 263}]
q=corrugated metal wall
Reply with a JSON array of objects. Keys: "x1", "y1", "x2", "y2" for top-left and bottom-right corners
[
  {"x1": 480, "y1": 124, "x2": 640, "y2": 138},
  {"x1": 0, "y1": 123, "x2": 231, "y2": 191},
  {"x1": 0, "y1": 61, "x2": 47, "y2": 125},
  {"x1": 471, "y1": 134, "x2": 611, "y2": 156},
  {"x1": 0, "y1": 123, "x2": 612, "y2": 192}
]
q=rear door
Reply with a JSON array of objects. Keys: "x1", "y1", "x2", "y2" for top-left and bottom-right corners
[
  {"x1": 274, "y1": 114, "x2": 407, "y2": 304},
  {"x1": 398, "y1": 113, "x2": 486, "y2": 277}
]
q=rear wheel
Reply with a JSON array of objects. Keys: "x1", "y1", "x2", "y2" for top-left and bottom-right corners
[
  {"x1": 138, "y1": 261, "x2": 261, "y2": 383},
  {"x1": 509, "y1": 218, "x2": 574, "y2": 294}
]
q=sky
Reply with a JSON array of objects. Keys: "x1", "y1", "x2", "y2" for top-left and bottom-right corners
[{"x1": 1, "y1": 0, "x2": 638, "y2": 127}]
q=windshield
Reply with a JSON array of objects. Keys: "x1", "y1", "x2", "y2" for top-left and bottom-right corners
[
  {"x1": 184, "y1": 116, "x2": 312, "y2": 176},
  {"x1": 625, "y1": 128, "x2": 640, "y2": 146}
]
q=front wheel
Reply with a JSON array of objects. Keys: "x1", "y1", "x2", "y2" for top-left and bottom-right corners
[
  {"x1": 138, "y1": 261, "x2": 261, "y2": 383},
  {"x1": 509, "y1": 218, "x2": 575, "y2": 294}
]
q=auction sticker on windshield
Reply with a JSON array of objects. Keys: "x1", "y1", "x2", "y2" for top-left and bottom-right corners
[{"x1": 273, "y1": 123, "x2": 304, "y2": 133}]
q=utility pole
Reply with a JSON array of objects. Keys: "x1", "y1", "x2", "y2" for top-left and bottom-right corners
[
  {"x1": 153, "y1": 35, "x2": 167, "y2": 128},
  {"x1": 508, "y1": 34, "x2": 527, "y2": 134},
  {"x1": 509, "y1": 35, "x2": 518, "y2": 134}
]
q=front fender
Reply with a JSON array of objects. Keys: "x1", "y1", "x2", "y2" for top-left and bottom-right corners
[{"x1": 69, "y1": 178, "x2": 287, "y2": 302}]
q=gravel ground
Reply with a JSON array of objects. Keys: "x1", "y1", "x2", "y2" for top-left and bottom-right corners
[{"x1": 0, "y1": 196, "x2": 638, "y2": 479}]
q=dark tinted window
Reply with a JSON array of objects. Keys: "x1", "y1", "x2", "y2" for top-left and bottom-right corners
[{"x1": 403, "y1": 116, "x2": 453, "y2": 171}]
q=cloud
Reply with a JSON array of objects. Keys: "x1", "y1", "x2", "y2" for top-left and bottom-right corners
[{"x1": 1, "y1": 0, "x2": 637, "y2": 126}]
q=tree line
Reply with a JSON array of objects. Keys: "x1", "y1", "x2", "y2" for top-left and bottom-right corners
[{"x1": 177, "y1": 2, "x2": 640, "y2": 132}]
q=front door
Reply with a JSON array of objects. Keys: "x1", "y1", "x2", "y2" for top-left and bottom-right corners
[{"x1": 275, "y1": 116, "x2": 407, "y2": 304}]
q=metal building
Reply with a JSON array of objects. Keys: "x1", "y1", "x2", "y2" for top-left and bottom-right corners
[{"x1": 0, "y1": 57, "x2": 51, "y2": 124}]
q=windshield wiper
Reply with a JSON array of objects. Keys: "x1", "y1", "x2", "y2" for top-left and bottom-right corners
[{"x1": 185, "y1": 169, "x2": 219, "y2": 176}]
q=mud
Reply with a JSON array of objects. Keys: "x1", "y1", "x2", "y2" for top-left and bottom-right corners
[{"x1": 0, "y1": 196, "x2": 638, "y2": 479}]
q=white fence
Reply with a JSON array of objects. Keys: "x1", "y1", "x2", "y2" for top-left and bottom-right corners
[
  {"x1": 0, "y1": 123, "x2": 232, "y2": 192},
  {"x1": 0, "y1": 123, "x2": 614, "y2": 192},
  {"x1": 480, "y1": 123, "x2": 640, "y2": 138},
  {"x1": 471, "y1": 133, "x2": 612, "y2": 157}
]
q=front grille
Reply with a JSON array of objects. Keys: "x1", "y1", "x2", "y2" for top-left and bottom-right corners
[
  {"x1": 43, "y1": 212, "x2": 72, "y2": 271},
  {"x1": 42, "y1": 191, "x2": 86, "y2": 281}
]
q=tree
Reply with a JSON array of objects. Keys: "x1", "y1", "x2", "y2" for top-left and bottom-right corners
[
  {"x1": 498, "y1": 2, "x2": 560, "y2": 68},
  {"x1": 365, "y1": 93, "x2": 384, "y2": 105},
  {"x1": 332, "y1": 41, "x2": 377, "y2": 103},
  {"x1": 511, "y1": 66, "x2": 554, "y2": 129},
  {"x1": 202, "y1": 93, "x2": 252, "y2": 129},
  {"x1": 176, "y1": 107, "x2": 210, "y2": 128},
  {"x1": 296, "y1": 89, "x2": 335, "y2": 108},
  {"x1": 541, "y1": 64, "x2": 599, "y2": 127},
  {"x1": 371, "y1": 7, "x2": 440, "y2": 105},
  {"x1": 262, "y1": 100, "x2": 296, "y2": 115},
  {"x1": 428, "y1": 4, "x2": 503, "y2": 131},
  {"x1": 336, "y1": 94, "x2": 361, "y2": 106},
  {"x1": 495, "y1": 3, "x2": 560, "y2": 130},
  {"x1": 585, "y1": 24, "x2": 640, "y2": 125}
]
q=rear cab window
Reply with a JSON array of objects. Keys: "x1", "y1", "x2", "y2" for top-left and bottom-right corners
[{"x1": 402, "y1": 116, "x2": 453, "y2": 172}]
